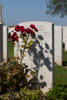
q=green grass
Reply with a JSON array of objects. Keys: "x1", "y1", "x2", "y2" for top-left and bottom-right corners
[
  {"x1": 54, "y1": 64, "x2": 67, "y2": 85},
  {"x1": 54, "y1": 45, "x2": 67, "y2": 85},
  {"x1": 55, "y1": 44, "x2": 67, "y2": 85},
  {"x1": 8, "y1": 39, "x2": 14, "y2": 58}
]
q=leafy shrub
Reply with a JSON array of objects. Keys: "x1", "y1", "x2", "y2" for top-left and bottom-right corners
[
  {"x1": 46, "y1": 84, "x2": 67, "y2": 100},
  {"x1": 0, "y1": 61, "x2": 39, "y2": 94},
  {"x1": 0, "y1": 87, "x2": 45, "y2": 100},
  {"x1": 0, "y1": 63, "x2": 8, "y2": 94}
]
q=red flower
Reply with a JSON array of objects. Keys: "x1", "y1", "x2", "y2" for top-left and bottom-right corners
[
  {"x1": 10, "y1": 36, "x2": 15, "y2": 42},
  {"x1": 25, "y1": 28, "x2": 35, "y2": 35},
  {"x1": 10, "y1": 32, "x2": 18, "y2": 42},
  {"x1": 25, "y1": 28, "x2": 31, "y2": 34},
  {"x1": 20, "y1": 26, "x2": 25, "y2": 33},
  {"x1": 30, "y1": 24, "x2": 36, "y2": 29},
  {"x1": 30, "y1": 24, "x2": 38, "y2": 32},
  {"x1": 21, "y1": 32, "x2": 26, "y2": 37},
  {"x1": 15, "y1": 25, "x2": 20, "y2": 32},
  {"x1": 12, "y1": 32, "x2": 17, "y2": 36},
  {"x1": 35, "y1": 28, "x2": 38, "y2": 32},
  {"x1": 30, "y1": 29, "x2": 35, "y2": 36},
  {"x1": 14, "y1": 35, "x2": 18, "y2": 42}
]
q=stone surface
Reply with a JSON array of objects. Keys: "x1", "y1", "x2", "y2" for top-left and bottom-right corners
[
  {"x1": 54, "y1": 25, "x2": 62, "y2": 65},
  {"x1": 0, "y1": 5, "x2": 2, "y2": 24},
  {"x1": 14, "y1": 21, "x2": 54, "y2": 94},
  {"x1": 0, "y1": 24, "x2": 3, "y2": 62},
  {"x1": 63, "y1": 26, "x2": 67, "y2": 51},
  {"x1": 3, "y1": 26, "x2": 8, "y2": 62}
]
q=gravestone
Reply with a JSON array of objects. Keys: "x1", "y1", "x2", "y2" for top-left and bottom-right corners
[
  {"x1": 0, "y1": 5, "x2": 3, "y2": 62},
  {"x1": 14, "y1": 21, "x2": 54, "y2": 93},
  {"x1": 3, "y1": 26, "x2": 8, "y2": 62},
  {"x1": 63, "y1": 26, "x2": 67, "y2": 51},
  {"x1": 54, "y1": 25, "x2": 62, "y2": 65},
  {"x1": 0, "y1": 5, "x2": 2, "y2": 24},
  {"x1": 0, "y1": 24, "x2": 3, "y2": 62}
]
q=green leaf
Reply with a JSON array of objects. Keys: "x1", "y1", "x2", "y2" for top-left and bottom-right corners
[
  {"x1": 23, "y1": 40, "x2": 27, "y2": 44},
  {"x1": 28, "y1": 40, "x2": 34, "y2": 47}
]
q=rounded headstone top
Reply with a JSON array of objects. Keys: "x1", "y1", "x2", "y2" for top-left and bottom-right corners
[{"x1": 19, "y1": 21, "x2": 52, "y2": 26}]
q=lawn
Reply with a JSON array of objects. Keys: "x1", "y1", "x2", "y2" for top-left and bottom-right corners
[
  {"x1": 54, "y1": 64, "x2": 67, "y2": 85},
  {"x1": 54, "y1": 45, "x2": 67, "y2": 85},
  {"x1": 54, "y1": 44, "x2": 67, "y2": 85},
  {"x1": 8, "y1": 39, "x2": 14, "y2": 58}
]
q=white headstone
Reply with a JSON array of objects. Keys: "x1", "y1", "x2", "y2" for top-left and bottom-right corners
[
  {"x1": 63, "y1": 26, "x2": 67, "y2": 51},
  {"x1": 14, "y1": 21, "x2": 54, "y2": 94},
  {"x1": 3, "y1": 26, "x2": 8, "y2": 62},
  {"x1": 0, "y1": 5, "x2": 2, "y2": 24},
  {"x1": 54, "y1": 25, "x2": 62, "y2": 65}
]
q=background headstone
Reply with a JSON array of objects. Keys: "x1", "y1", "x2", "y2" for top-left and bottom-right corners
[
  {"x1": 3, "y1": 26, "x2": 8, "y2": 62},
  {"x1": 0, "y1": 5, "x2": 2, "y2": 24},
  {"x1": 63, "y1": 26, "x2": 67, "y2": 51},
  {"x1": 0, "y1": 24, "x2": 3, "y2": 62},
  {"x1": 54, "y1": 25, "x2": 62, "y2": 65},
  {"x1": 0, "y1": 5, "x2": 3, "y2": 62}
]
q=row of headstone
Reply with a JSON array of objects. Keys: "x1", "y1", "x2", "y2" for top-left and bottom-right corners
[
  {"x1": 2, "y1": 21, "x2": 67, "y2": 93},
  {"x1": 1, "y1": 5, "x2": 67, "y2": 94}
]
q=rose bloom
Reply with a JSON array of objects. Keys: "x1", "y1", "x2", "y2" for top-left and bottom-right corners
[
  {"x1": 25, "y1": 28, "x2": 31, "y2": 34},
  {"x1": 14, "y1": 35, "x2": 18, "y2": 42},
  {"x1": 10, "y1": 36, "x2": 15, "y2": 42},
  {"x1": 15, "y1": 25, "x2": 20, "y2": 32},
  {"x1": 35, "y1": 28, "x2": 38, "y2": 32},
  {"x1": 20, "y1": 26, "x2": 25, "y2": 33},
  {"x1": 21, "y1": 32, "x2": 26, "y2": 37},
  {"x1": 12, "y1": 32, "x2": 17, "y2": 36},
  {"x1": 30, "y1": 24, "x2": 36, "y2": 29},
  {"x1": 25, "y1": 28, "x2": 35, "y2": 35},
  {"x1": 29, "y1": 29, "x2": 35, "y2": 36},
  {"x1": 10, "y1": 32, "x2": 18, "y2": 42}
]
